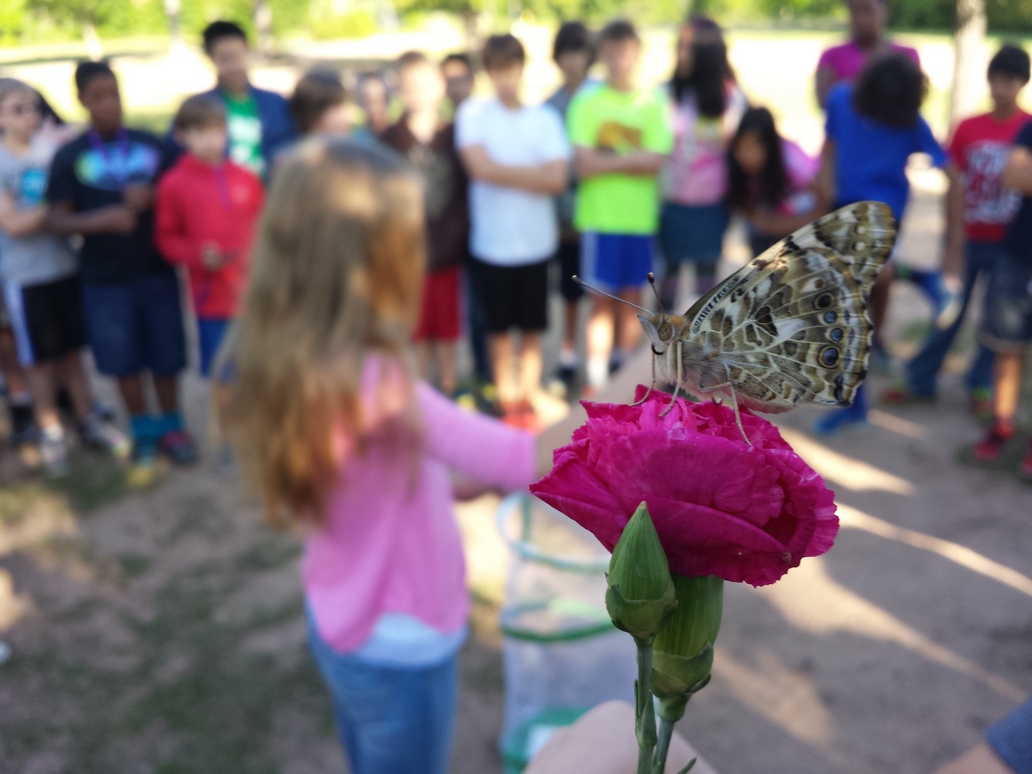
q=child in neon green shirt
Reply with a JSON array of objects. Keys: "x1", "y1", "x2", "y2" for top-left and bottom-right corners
[{"x1": 567, "y1": 20, "x2": 673, "y2": 390}]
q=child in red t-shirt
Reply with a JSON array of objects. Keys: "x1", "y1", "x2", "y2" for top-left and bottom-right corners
[
  {"x1": 883, "y1": 45, "x2": 1031, "y2": 417},
  {"x1": 156, "y1": 95, "x2": 264, "y2": 378}
]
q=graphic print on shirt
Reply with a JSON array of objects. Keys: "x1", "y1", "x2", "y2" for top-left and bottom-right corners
[
  {"x1": 226, "y1": 101, "x2": 265, "y2": 178},
  {"x1": 407, "y1": 144, "x2": 454, "y2": 220},
  {"x1": 596, "y1": 121, "x2": 643, "y2": 153},
  {"x1": 964, "y1": 140, "x2": 1021, "y2": 226},
  {"x1": 73, "y1": 140, "x2": 160, "y2": 191},
  {"x1": 17, "y1": 167, "x2": 47, "y2": 207}
]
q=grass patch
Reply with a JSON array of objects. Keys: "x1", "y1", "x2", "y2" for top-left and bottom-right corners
[
  {"x1": 1, "y1": 561, "x2": 330, "y2": 773},
  {"x1": 235, "y1": 537, "x2": 301, "y2": 573},
  {"x1": 118, "y1": 553, "x2": 152, "y2": 580}
]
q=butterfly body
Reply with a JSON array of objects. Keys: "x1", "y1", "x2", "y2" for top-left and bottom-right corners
[{"x1": 638, "y1": 201, "x2": 896, "y2": 420}]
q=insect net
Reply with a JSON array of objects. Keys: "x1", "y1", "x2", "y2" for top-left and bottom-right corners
[{"x1": 495, "y1": 494, "x2": 637, "y2": 773}]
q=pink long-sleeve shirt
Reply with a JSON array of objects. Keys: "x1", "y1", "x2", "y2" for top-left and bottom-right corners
[{"x1": 303, "y1": 362, "x2": 536, "y2": 654}]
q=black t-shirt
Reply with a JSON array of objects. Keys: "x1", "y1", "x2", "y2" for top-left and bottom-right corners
[
  {"x1": 1004, "y1": 120, "x2": 1032, "y2": 263},
  {"x1": 47, "y1": 127, "x2": 173, "y2": 284}
]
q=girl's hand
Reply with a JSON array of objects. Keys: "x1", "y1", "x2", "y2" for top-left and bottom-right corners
[{"x1": 202, "y1": 243, "x2": 225, "y2": 271}]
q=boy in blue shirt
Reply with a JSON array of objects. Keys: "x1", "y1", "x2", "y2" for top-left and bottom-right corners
[{"x1": 47, "y1": 61, "x2": 196, "y2": 465}]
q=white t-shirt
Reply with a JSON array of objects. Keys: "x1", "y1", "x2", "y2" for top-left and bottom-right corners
[{"x1": 456, "y1": 97, "x2": 570, "y2": 266}]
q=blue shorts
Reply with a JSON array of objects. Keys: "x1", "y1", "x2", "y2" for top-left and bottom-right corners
[
  {"x1": 581, "y1": 232, "x2": 655, "y2": 292},
  {"x1": 82, "y1": 270, "x2": 187, "y2": 377},
  {"x1": 981, "y1": 250, "x2": 1032, "y2": 353},
  {"x1": 197, "y1": 317, "x2": 231, "y2": 378},
  {"x1": 659, "y1": 202, "x2": 729, "y2": 269}
]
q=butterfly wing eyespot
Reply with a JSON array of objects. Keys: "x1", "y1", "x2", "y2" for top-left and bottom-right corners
[{"x1": 679, "y1": 201, "x2": 896, "y2": 413}]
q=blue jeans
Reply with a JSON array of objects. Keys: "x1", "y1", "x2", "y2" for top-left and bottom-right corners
[
  {"x1": 307, "y1": 615, "x2": 459, "y2": 774},
  {"x1": 905, "y1": 240, "x2": 997, "y2": 396}
]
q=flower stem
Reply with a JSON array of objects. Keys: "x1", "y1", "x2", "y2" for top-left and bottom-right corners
[
  {"x1": 635, "y1": 637, "x2": 658, "y2": 774},
  {"x1": 653, "y1": 694, "x2": 690, "y2": 773}
]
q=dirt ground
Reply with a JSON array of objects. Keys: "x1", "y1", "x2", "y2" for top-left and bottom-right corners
[{"x1": 0, "y1": 28, "x2": 1031, "y2": 774}]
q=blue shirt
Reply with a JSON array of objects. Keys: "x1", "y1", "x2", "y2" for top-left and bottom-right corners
[
  {"x1": 986, "y1": 695, "x2": 1032, "y2": 774},
  {"x1": 826, "y1": 83, "x2": 947, "y2": 221},
  {"x1": 1004, "y1": 121, "x2": 1032, "y2": 263}
]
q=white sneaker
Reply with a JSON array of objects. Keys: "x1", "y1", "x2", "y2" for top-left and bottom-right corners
[{"x1": 39, "y1": 429, "x2": 69, "y2": 478}]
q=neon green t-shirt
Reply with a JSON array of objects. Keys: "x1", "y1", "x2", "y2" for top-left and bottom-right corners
[
  {"x1": 225, "y1": 93, "x2": 265, "y2": 179},
  {"x1": 568, "y1": 85, "x2": 673, "y2": 235}
]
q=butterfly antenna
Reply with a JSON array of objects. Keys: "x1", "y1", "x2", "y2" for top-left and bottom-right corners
[
  {"x1": 572, "y1": 276, "x2": 652, "y2": 314},
  {"x1": 646, "y1": 272, "x2": 667, "y2": 315}
]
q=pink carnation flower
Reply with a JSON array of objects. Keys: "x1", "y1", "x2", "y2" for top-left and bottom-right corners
[{"x1": 530, "y1": 387, "x2": 839, "y2": 587}]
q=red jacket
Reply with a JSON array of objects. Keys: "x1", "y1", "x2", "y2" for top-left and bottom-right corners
[{"x1": 155, "y1": 154, "x2": 264, "y2": 319}]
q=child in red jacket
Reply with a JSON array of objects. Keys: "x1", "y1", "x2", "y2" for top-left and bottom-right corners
[{"x1": 156, "y1": 95, "x2": 264, "y2": 377}]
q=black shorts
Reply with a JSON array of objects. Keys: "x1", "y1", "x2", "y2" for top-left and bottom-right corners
[
  {"x1": 554, "y1": 239, "x2": 585, "y2": 302},
  {"x1": 3, "y1": 275, "x2": 87, "y2": 366},
  {"x1": 469, "y1": 257, "x2": 549, "y2": 333}
]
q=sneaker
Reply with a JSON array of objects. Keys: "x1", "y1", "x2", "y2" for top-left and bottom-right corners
[
  {"x1": 970, "y1": 423, "x2": 1013, "y2": 464},
  {"x1": 132, "y1": 438, "x2": 158, "y2": 466},
  {"x1": 39, "y1": 432, "x2": 69, "y2": 478},
  {"x1": 80, "y1": 413, "x2": 131, "y2": 460},
  {"x1": 880, "y1": 384, "x2": 935, "y2": 406},
  {"x1": 558, "y1": 361, "x2": 577, "y2": 382},
  {"x1": 8, "y1": 402, "x2": 35, "y2": 447},
  {"x1": 475, "y1": 382, "x2": 503, "y2": 418},
  {"x1": 157, "y1": 429, "x2": 198, "y2": 466},
  {"x1": 1018, "y1": 451, "x2": 1032, "y2": 482}
]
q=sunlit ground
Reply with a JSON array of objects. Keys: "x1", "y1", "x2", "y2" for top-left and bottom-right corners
[{"x1": 1, "y1": 23, "x2": 1031, "y2": 774}]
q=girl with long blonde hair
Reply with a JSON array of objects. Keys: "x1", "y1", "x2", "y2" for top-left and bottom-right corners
[{"x1": 226, "y1": 138, "x2": 644, "y2": 773}]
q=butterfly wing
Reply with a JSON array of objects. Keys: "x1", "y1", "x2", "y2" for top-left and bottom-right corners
[{"x1": 681, "y1": 201, "x2": 896, "y2": 413}]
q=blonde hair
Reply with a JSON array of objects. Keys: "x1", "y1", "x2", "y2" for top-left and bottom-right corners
[{"x1": 225, "y1": 139, "x2": 426, "y2": 529}]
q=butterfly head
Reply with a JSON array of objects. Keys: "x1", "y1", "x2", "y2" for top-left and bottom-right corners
[{"x1": 638, "y1": 313, "x2": 679, "y2": 354}]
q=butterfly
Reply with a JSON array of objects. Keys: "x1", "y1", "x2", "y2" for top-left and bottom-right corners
[{"x1": 582, "y1": 201, "x2": 896, "y2": 441}]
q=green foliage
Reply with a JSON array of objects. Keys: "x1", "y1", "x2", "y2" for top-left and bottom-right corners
[
  {"x1": 310, "y1": 10, "x2": 379, "y2": 39},
  {"x1": 10, "y1": 0, "x2": 1032, "y2": 45}
]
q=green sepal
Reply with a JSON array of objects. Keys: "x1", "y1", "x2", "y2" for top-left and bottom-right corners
[
  {"x1": 605, "y1": 582, "x2": 677, "y2": 641},
  {"x1": 604, "y1": 502, "x2": 677, "y2": 641},
  {"x1": 652, "y1": 643, "x2": 710, "y2": 705}
]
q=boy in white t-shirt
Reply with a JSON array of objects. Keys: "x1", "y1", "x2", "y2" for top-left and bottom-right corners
[{"x1": 456, "y1": 34, "x2": 570, "y2": 428}]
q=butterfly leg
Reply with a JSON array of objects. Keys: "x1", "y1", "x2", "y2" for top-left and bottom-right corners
[
  {"x1": 659, "y1": 345, "x2": 684, "y2": 418},
  {"x1": 696, "y1": 376, "x2": 751, "y2": 446},
  {"x1": 632, "y1": 349, "x2": 659, "y2": 407},
  {"x1": 726, "y1": 383, "x2": 750, "y2": 446}
]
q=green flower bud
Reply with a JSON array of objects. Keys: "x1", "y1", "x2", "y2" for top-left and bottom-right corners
[
  {"x1": 652, "y1": 574, "x2": 723, "y2": 721},
  {"x1": 604, "y1": 502, "x2": 677, "y2": 642}
]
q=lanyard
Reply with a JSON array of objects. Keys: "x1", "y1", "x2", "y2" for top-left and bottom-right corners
[
  {"x1": 212, "y1": 164, "x2": 232, "y2": 211},
  {"x1": 87, "y1": 127, "x2": 131, "y2": 187}
]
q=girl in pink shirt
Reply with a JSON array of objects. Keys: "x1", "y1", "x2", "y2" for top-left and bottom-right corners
[
  {"x1": 224, "y1": 138, "x2": 643, "y2": 774},
  {"x1": 659, "y1": 17, "x2": 746, "y2": 311},
  {"x1": 726, "y1": 106, "x2": 825, "y2": 257}
]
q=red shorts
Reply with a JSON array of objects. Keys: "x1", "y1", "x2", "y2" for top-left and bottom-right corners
[{"x1": 413, "y1": 267, "x2": 462, "y2": 342}]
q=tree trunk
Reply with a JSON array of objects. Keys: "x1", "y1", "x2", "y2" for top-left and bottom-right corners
[
  {"x1": 253, "y1": 0, "x2": 274, "y2": 57},
  {"x1": 164, "y1": 0, "x2": 183, "y2": 49},
  {"x1": 950, "y1": 0, "x2": 987, "y2": 125},
  {"x1": 82, "y1": 20, "x2": 104, "y2": 61}
]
